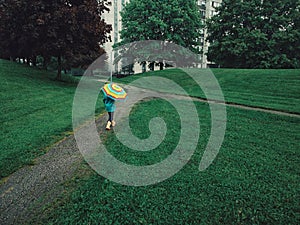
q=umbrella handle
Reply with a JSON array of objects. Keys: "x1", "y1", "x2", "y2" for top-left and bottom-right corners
[{"x1": 110, "y1": 51, "x2": 113, "y2": 83}]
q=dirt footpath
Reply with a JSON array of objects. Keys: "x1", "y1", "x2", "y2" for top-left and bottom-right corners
[{"x1": 0, "y1": 131, "x2": 82, "y2": 224}]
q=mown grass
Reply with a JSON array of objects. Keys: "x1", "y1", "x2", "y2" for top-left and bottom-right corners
[
  {"x1": 0, "y1": 59, "x2": 103, "y2": 178},
  {"x1": 40, "y1": 99, "x2": 300, "y2": 225},
  {"x1": 1, "y1": 60, "x2": 299, "y2": 224},
  {"x1": 117, "y1": 68, "x2": 300, "y2": 113}
]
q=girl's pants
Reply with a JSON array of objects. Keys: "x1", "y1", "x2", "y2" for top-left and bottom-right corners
[{"x1": 108, "y1": 112, "x2": 114, "y2": 122}]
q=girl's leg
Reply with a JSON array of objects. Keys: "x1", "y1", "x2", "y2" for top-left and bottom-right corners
[
  {"x1": 106, "y1": 112, "x2": 111, "y2": 130},
  {"x1": 109, "y1": 112, "x2": 116, "y2": 126},
  {"x1": 108, "y1": 112, "x2": 114, "y2": 122}
]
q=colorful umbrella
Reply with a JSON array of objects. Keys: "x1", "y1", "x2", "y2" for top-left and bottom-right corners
[{"x1": 101, "y1": 83, "x2": 127, "y2": 100}]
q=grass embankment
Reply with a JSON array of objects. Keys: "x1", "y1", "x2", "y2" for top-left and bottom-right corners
[
  {"x1": 1, "y1": 62, "x2": 299, "y2": 224},
  {"x1": 118, "y1": 68, "x2": 300, "y2": 114},
  {"x1": 0, "y1": 59, "x2": 103, "y2": 178},
  {"x1": 40, "y1": 69, "x2": 299, "y2": 224},
  {"x1": 41, "y1": 99, "x2": 299, "y2": 224}
]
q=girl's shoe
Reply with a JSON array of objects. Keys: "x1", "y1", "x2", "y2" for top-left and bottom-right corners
[
  {"x1": 111, "y1": 120, "x2": 116, "y2": 127},
  {"x1": 106, "y1": 121, "x2": 112, "y2": 130}
]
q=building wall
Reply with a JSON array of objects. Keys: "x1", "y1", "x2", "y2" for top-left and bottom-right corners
[
  {"x1": 102, "y1": 0, "x2": 127, "y2": 55},
  {"x1": 197, "y1": 0, "x2": 222, "y2": 68},
  {"x1": 102, "y1": 0, "x2": 128, "y2": 73}
]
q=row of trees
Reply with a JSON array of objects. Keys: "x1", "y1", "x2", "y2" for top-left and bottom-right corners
[
  {"x1": 1, "y1": 0, "x2": 299, "y2": 73},
  {"x1": 0, "y1": 0, "x2": 112, "y2": 79},
  {"x1": 119, "y1": 0, "x2": 299, "y2": 69},
  {"x1": 206, "y1": 0, "x2": 300, "y2": 68}
]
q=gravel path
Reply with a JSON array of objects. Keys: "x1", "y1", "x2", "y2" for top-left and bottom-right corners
[
  {"x1": 0, "y1": 133, "x2": 83, "y2": 224},
  {"x1": 1, "y1": 82, "x2": 299, "y2": 224},
  {"x1": 0, "y1": 115, "x2": 108, "y2": 225}
]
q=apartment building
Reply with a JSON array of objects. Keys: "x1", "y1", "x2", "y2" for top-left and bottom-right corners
[
  {"x1": 197, "y1": 0, "x2": 222, "y2": 67},
  {"x1": 102, "y1": 0, "x2": 222, "y2": 71}
]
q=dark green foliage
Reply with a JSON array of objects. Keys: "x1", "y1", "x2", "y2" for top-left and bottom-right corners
[
  {"x1": 207, "y1": 0, "x2": 300, "y2": 68},
  {"x1": 118, "y1": 0, "x2": 203, "y2": 70},
  {"x1": 120, "y1": 0, "x2": 202, "y2": 52},
  {"x1": 0, "y1": 0, "x2": 112, "y2": 79}
]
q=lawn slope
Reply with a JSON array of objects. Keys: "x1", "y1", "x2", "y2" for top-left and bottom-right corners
[
  {"x1": 0, "y1": 60, "x2": 102, "y2": 178},
  {"x1": 40, "y1": 100, "x2": 300, "y2": 225},
  {"x1": 118, "y1": 68, "x2": 300, "y2": 113},
  {"x1": 1, "y1": 62, "x2": 299, "y2": 224},
  {"x1": 36, "y1": 68, "x2": 300, "y2": 224}
]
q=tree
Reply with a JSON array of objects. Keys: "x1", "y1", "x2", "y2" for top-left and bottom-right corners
[
  {"x1": 0, "y1": 0, "x2": 41, "y2": 62},
  {"x1": 0, "y1": 0, "x2": 112, "y2": 80},
  {"x1": 37, "y1": 0, "x2": 112, "y2": 80},
  {"x1": 118, "y1": 0, "x2": 202, "y2": 70},
  {"x1": 206, "y1": 0, "x2": 300, "y2": 68}
]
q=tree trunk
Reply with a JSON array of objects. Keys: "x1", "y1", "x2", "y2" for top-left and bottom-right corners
[
  {"x1": 32, "y1": 56, "x2": 37, "y2": 67},
  {"x1": 159, "y1": 62, "x2": 164, "y2": 70},
  {"x1": 142, "y1": 61, "x2": 146, "y2": 73},
  {"x1": 56, "y1": 55, "x2": 62, "y2": 80},
  {"x1": 149, "y1": 61, "x2": 155, "y2": 71},
  {"x1": 43, "y1": 55, "x2": 50, "y2": 70}
]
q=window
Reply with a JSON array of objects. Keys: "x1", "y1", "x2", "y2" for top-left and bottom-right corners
[
  {"x1": 200, "y1": 10, "x2": 206, "y2": 18},
  {"x1": 212, "y1": 1, "x2": 220, "y2": 8}
]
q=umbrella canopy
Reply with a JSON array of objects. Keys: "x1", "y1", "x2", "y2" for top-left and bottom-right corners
[{"x1": 101, "y1": 83, "x2": 127, "y2": 100}]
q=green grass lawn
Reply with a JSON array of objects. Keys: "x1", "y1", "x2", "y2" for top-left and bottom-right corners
[
  {"x1": 1, "y1": 60, "x2": 299, "y2": 224},
  {"x1": 0, "y1": 59, "x2": 103, "y2": 178},
  {"x1": 118, "y1": 68, "x2": 300, "y2": 114},
  {"x1": 40, "y1": 100, "x2": 299, "y2": 225}
]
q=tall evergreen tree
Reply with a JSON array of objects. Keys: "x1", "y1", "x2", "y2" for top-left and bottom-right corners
[{"x1": 206, "y1": 0, "x2": 300, "y2": 68}]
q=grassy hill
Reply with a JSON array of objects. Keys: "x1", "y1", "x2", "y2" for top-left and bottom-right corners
[
  {"x1": 38, "y1": 68, "x2": 299, "y2": 224},
  {"x1": 1, "y1": 61, "x2": 299, "y2": 224},
  {"x1": 1, "y1": 61, "x2": 299, "y2": 179},
  {"x1": 118, "y1": 68, "x2": 300, "y2": 113},
  {"x1": 41, "y1": 98, "x2": 300, "y2": 225},
  {"x1": 0, "y1": 59, "x2": 103, "y2": 178}
]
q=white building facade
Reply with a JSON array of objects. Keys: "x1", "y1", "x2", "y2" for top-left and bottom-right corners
[{"x1": 197, "y1": 0, "x2": 222, "y2": 67}]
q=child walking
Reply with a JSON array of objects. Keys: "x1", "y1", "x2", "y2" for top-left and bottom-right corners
[
  {"x1": 103, "y1": 95, "x2": 116, "y2": 130},
  {"x1": 101, "y1": 82, "x2": 127, "y2": 130}
]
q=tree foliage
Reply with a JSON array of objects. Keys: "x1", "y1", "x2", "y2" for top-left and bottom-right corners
[
  {"x1": 0, "y1": 0, "x2": 112, "y2": 79},
  {"x1": 207, "y1": 0, "x2": 300, "y2": 68},
  {"x1": 117, "y1": 0, "x2": 202, "y2": 70}
]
